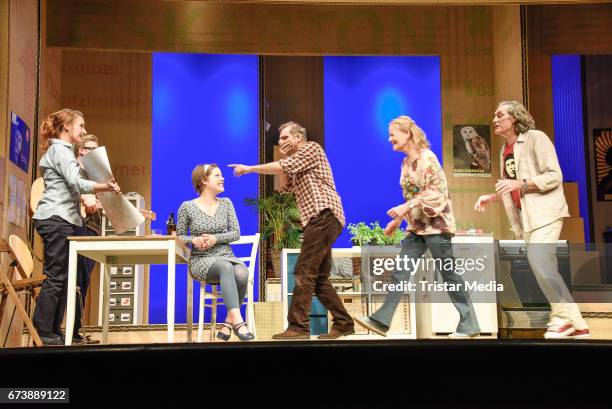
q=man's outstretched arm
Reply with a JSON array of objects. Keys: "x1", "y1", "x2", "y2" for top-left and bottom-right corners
[{"x1": 228, "y1": 162, "x2": 284, "y2": 176}]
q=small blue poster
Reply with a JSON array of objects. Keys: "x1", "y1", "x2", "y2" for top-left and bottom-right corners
[{"x1": 10, "y1": 112, "x2": 31, "y2": 173}]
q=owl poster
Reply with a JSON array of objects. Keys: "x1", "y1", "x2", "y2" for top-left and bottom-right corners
[
  {"x1": 453, "y1": 124, "x2": 491, "y2": 177},
  {"x1": 9, "y1": 112, "x2": 31, "y2": 173}
]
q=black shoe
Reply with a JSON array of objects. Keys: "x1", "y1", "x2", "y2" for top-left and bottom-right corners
[
  {"x1": 216, "y1": 323, "x2": 233, "y2": 342},
  {"x1": 354, "y1": 316, "x2": 389, "y2": 337},
  {"x1": 59, "y1": 332, "x2": 101, "y2": 345},
  {"x1": 72, "y1": 334, "x2": 101, "y2": 345},
  {"x1": 233, "y1": 322, "x2": 255, "y2": 341},
  {"x1": 39, "y1": 334, "x2": 63, "y2": 346}
]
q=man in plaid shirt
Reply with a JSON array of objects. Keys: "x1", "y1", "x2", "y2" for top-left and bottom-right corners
[{"x1": 230, "y1": 121, "x2": 355, "y2": 340}]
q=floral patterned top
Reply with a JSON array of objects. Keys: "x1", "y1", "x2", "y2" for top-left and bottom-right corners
[
  {"x1": 400, "y1": 149, "x2": 456, "y2": 235},
  {"x1": 177, "y1": 197, "x2": 244, "y2": 281}
]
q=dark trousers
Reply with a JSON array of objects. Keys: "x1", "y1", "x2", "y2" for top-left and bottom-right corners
[
  {"x1": 74, "y1": 225, "x2": 97, "y2": 334},
  {"x1": 287, "y1": 209, "x2": 354, "y2": 333},
  {"x1": 33, "y1": 216, "x2": 77, "y2": 336}
]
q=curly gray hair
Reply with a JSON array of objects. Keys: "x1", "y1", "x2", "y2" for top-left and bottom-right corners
[{"x1": 497, "y1": 101, "x2": 536, "y2": 135}]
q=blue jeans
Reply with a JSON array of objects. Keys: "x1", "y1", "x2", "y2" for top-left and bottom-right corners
[{"x1": 370, "y1": 233, "x2": 481, "y2": 335}]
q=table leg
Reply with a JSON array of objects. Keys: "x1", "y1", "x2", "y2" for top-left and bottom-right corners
[
  {"x1": 102, "y1": 264, "x2": 111, "y2": 344},
  {"x1": 186, "y1": 268, "x2": 193, "y2": 342},
  {"x1": 167, "y1": 240, "x2": 176, "y2": 343},
  {"x1": 65, "y1": 242, "x2": 78, "y2": 346}
]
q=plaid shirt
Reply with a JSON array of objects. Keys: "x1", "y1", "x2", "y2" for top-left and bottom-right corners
[{"x1": 279, "y1": 141, "x2": 345, "y2": 228}]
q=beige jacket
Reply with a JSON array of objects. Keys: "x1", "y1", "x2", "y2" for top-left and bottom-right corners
[{"x1": 499, "y1": 129, "x2": 570, "y2": 238}]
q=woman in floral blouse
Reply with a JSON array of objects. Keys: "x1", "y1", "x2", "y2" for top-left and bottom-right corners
[
  {"x1": 177, "y1": 164, "x2": 254, "y2": 341},
  {"x1": 355, "y1": 116, "x2": 480, "y2": 338}
]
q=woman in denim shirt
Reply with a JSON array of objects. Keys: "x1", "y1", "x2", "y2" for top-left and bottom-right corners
[{"x1": 32, "y1": 109, "x2": 120, "y2": 345}]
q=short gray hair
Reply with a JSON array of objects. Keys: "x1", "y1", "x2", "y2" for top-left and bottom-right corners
[
  {"x1": 498, "y1": 100, "x2": 536, "y2": 135},
  {"x1": 279, "y1": 121, "x2": 307, "y2": 141}
]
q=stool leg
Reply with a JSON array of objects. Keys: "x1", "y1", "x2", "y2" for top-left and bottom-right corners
[
  {"x1": 186, "y1": 273, "x2": 193, "y2": 342},
  {"x1": 197, "y1": 285, "x2": 204, "y2": 342},
  {"x1": 210, "y1": 286, "x2": 217, "y2": 342}
]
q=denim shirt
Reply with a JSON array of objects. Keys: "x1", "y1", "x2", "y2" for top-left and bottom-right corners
[{"x1": 33, "y1": 139, "x2": 96, "y2": 226}]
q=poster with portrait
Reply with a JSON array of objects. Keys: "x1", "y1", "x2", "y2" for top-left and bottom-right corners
[
  {"x1": 9, "y1": 112, "x2": 31, "y2": 173},
  {"x1": 594, "y1": 128, "x2": 612, "y2": 201},
  {"x1": 453, "y1": 125, "x2": 492, "y2": 177},
  {"x1": 7, "y1": 175, "x2": 17, "y2": 225}
]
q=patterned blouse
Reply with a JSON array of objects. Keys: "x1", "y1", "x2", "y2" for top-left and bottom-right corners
[
  {"x1": 177, "y1": 197, "x2": 244, "y2": 281},
  {"x1": 279, "y1": 141, "x2": 345, "y2": 228},
  {"x1": 400, "y1": 149, "x2": 456, "y2": 235}
]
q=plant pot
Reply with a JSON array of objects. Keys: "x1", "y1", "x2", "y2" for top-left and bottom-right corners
[{"x1": 271, "y1": 248, "x2": 282, "y2": 279}]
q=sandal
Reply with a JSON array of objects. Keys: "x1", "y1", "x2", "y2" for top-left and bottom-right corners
[
  {"x1": 217, "y1": 323, "x2": 233, "y2": 341},
  {"x1": 233, "y1": 322, "x2": 255, "y2": 341}
]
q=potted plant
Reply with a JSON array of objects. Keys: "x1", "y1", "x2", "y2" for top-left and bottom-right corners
[
  {"x1": 244, "y1": 192, "x2": 302, "y2": 278},
  {"x1": 348, "y1": 221, "x2": 406, "y2": 276},
  {"x1": 348, "y1": 221, "x2": 406, "y2": 246},
  {"x1": 347, "y1": 222, "x2": 373, "y2": 247}
]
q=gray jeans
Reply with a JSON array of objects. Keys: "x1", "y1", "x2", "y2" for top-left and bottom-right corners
[
  {"x1": 370, "y1": 233, "x2": 481, "y2": 335},
  {"x1": 206, "y1": 259, "x2": 249, "y2": 311}
]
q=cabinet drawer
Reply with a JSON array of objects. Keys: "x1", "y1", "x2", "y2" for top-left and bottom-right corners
[
  {"x1": 109, "y1": 277, "x2": 134, "y2": 292},
  {"x1": 109, "y1": 294, "x2": 134, "y2": 310}
]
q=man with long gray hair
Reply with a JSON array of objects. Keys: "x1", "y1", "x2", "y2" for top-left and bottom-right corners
[{"x1": 475, "y1": 101, "x2": 590, "y2": 339}]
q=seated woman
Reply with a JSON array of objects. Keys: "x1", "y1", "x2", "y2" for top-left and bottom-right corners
[{"x1": 177, "y1": 164, "x2": 254, "y2": 341}]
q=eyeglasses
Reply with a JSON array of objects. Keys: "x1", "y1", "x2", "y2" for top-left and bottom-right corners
[{"x1": 81, "y1": 146, "x2": 97, "y2": 151}]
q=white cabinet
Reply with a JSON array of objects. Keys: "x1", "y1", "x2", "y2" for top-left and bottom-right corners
[
  {"x1": 97, "y1": 193, "x2": 146, "y2": 325},
  {"x1": 415, "y1": 235, "x2": 498, "y2": 338},
  {"x1": 281, "y1": 247, "x2": 417, "y2": 339}
]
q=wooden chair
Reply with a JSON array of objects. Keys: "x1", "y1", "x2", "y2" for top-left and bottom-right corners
[
  {"x1": 0, "y1": 237, "x2": 46, "y2": 347},
  {"x1": 186, "y1": 234, "x2": 260, "y2": 342}
]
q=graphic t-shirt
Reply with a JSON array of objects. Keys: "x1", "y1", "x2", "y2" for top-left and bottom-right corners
[{"x1": 503, "y1": 142, "x2": 521, "y2": 209}]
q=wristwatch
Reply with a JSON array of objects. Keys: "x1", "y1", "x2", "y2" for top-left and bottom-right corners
[{"x1": 521, "y1": 179, "x2": 528, "y2": 194}]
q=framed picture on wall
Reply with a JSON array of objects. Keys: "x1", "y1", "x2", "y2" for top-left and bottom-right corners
[
  {"x1": 594, "y1": 128, "x2": 612, "y2": 201},
  {"x1": 452, "y1": 124, "x2": 491, "y2": 177},
  {"x1": 9, "y1": 112, "x2": 31, "y2": 173}
]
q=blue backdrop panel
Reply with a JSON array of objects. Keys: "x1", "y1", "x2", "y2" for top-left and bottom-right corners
[
  {"x1": 324, "y1": 56, "x2": 442, "y2": 246},
  {"x1": 552, "y1": 54, "x2": 590, "y2": 242},
  {"x1": 151, "y1": 53, "x2": 259, "y2": 324}
]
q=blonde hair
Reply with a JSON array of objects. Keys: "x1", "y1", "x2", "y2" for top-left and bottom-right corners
[
  {"x1": 191, "y1": 163, "x2": 219, "y2": 195},
  {"x1": 497, "y1": 100, "x2": 536, "y2": 135},
  {"x1": 74, "y1": 134, "x2": 99, "y2": 156},
  {"x1": 389, "y1": 115, "x2": 430, "y2": 150},
  {"x1": 39, "y1": 109, "x2": 84, "y2": 152},
  {"x1": 279, "y1": 121, "x2": 307, "y2": 141}
]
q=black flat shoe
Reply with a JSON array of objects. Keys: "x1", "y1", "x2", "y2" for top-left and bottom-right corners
[
  {"x1": 233, "y1": 322, "x2": 255, "y2": 341},
  {"x1": 216, "y1": 323, "x2": 233, "y2": 341},
  {"x1": 39, "y1": 335, "x2": 63, "y2": 346}
]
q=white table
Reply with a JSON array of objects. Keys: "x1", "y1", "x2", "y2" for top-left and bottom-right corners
[{"x1": 65, "y1": 236, "x2": 190, "y2": 346}]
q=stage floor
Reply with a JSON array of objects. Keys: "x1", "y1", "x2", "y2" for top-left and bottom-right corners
[{"x1": 2, "y1": 336, "x2": 611, "y2": 409}]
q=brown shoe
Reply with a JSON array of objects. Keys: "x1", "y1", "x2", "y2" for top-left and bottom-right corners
[
  {"x1": 272, "y1": 329, "x2": 310, "y2": 340},
  {"x1": 318, "y1": 327, "x2": 355, "y2": 340}
]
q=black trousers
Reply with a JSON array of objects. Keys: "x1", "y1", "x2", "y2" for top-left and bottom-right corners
[
  {"x1": 74, "y1": 224, "x2": 97, "y2": 334},
  {"x1": 33, "y1": 216, "x2": 77, "y2": 336}
]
